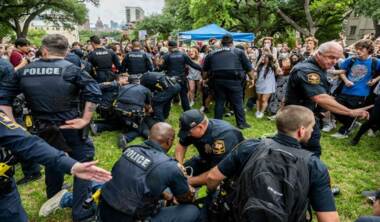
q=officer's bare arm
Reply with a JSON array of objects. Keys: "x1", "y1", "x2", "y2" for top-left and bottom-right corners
[
  {"x1": 175, "y1": 144, "x2": 187, "y2": 165},
  {"x1": 0, "y1": 105, "x2": 14, "y2": 121},
  {"x1": 188, "y1": 170, "x2": 209, "y2": 187},
  {"x1": 311, "y1": 94, "x2": 356, "y2": 116},
  {"x1": 60, "y1": 102, "x2": 96, "y2": 129},
  {"x1": 316, "y1": 211, "x2": 340, "y2": 222},
  {"x1": 84, "y1": 102, "x2": 97, "y2": 121},
  {"x1": 206, "y1": 166, "x2": 226, "y2": 191}
]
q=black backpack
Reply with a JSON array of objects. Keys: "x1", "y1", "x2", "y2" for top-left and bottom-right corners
[{"x1": 234, "y1": 139, "x2": 312, "y2": 222}]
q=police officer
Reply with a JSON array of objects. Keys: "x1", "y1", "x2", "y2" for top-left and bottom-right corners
[
  {"x1": 206, "y1": 105, "x2": 340, "y2": 222},
  {"x1": 115, "y1": 75, "x2": 153, "y2": 149},
  {"x1": 0, "y1": 58, "x2": 42, "y2": 185},
  {"x1": 140, "y1": 71, "x2": 181, "y2": 121},
  {"x1": 99, "y1": 122, "x2": 200, "y2": 222},
  {"x1": 0, "y1": 34, "x2": 103, "y2": 222},
  {"x1": 203, "y1": 34, "x2": 255, "y2": 129},
  {"x1": 91, "y1": 74, "x2": 129, "y2": 134},
  {"x1": 0, "y1": 110, "x2": 111, "y2": 222},
  {"x1": 121, "y1": 40, "x2": 153, "y2": 78},
  {"x1": 160, "y1": 40, "x2": 202, "y2": 111},
  {"x1": 87, "y1": 35, "x2": 121, "y2": 83},
  {"x1": 175, "y1": 109, "x2": 244, "y2": 187},
  {"x1": 285, "y1": 41, "x2": 369, "y2": 157}
]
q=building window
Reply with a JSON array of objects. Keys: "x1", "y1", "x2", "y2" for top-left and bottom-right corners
[
  {"x1": 349, "y1": 26, "x2": 357, "y2": 36},
  {"x1": 136, "y1": 9, "x2": 141, "y2": 20},
  {"x1": 126, "y1": 8, "x2": 131, "y2": 23}
]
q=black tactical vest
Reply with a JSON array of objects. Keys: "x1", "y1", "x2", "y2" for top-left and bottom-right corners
[
  {"x1": 125, "y1": 51, "x2": 149, "y2": 74},
  {"x1": 209, "y1": 47, "x2": 244, "y2": 72},
  {"x1": 116, "y1": 84, "x2": 149, "y2": 107},
  {"x1": 19, "y1": 59, "x2": 79, "y2": 114},
  {"x1": 101, "y1": 145, "x2": 171, "y2": 216}
]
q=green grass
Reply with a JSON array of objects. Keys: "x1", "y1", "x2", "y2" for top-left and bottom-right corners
[{"x1": 16, "y1": 103, "x2": 380, "y2": 222}]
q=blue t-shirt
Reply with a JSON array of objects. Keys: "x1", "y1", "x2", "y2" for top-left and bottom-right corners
[{"x1": 340, "y1": 57, "x2": 380, "y2": 96}]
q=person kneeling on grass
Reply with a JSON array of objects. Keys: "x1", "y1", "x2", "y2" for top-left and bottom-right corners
[{"x1": 356, "y1": 191, "x2": 380, "y2": 222}]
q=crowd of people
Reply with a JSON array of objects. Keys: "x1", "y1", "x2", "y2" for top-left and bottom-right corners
[{"x1": 0, "y1": 31, "x2": 379, "y2": 222}]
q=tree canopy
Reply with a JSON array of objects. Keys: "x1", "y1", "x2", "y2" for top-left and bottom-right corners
[
  {"x1": 0, "y1": 0, "x2": 98, "y2": 38},
  {"x1": 136, "y1": 0, "x2": 358, "y2": 42}
]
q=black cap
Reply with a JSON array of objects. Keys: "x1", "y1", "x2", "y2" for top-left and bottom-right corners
[
  {"x1": 221, "y1": 34, "x2": 233, "y2": 45},
  {"x1": 376, "y1": 190, "x2": 380, "y2": 200},
  {"x1": 168, "y1": 40, "x2": 177, "y2": 47},
  {"x1": 178, "y1": 109, "x2": 205, "y2": 138}
]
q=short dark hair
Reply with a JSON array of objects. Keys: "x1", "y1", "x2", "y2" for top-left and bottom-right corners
[
  {"x1": 41, "y1": 34, "x2": 69, "y2": 56},
  {"x1": 354, "y1": 39, "x2": 375, "y2": 54},
  {"x1": 72, "y1": 41, "x2": 81, "y2": 48},
  {"x1": 89, "y1": 35, "x2": 101, "y2": 45},
  {"x1": 221, "y1": 34, "x2": 233, "y2": 46},
  {"x1": 15, "y1": 38, "x2": 30, "y2": 48},
  {"x1": 276, "y1": 105, "x2": 314, "y2": 134}
]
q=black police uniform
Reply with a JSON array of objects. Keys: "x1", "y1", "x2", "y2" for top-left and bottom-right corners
[
  {"x1": 179, "y1": 119, "x2": 244, "y2": 176},
  {"x1": 121, "y1": 49, "x2": 153, "y2": 76},
  {"x1": 203, "y1": 47, "x2": 253, "y2": 127},
  {"x1": 87, "y1": 47, "x2": 121, "y2": 83},
  {"x1": 114, "y1": 83, "x2": 152, "y2": 148},
  {"x1": 285, "y1": 57, "x2": 330, "y2": 157},
  {"x1": 99, "y1": 140, "x2": 200, "y2": 222},
  {"x1": 0, "y1": 58, "x2": 42, "y2": 184},
  {"x1": 217, "y1": 133, "x2": 336, "y2": 214},
  {"x1": 94, "y1": 80, "x2": 123, "y2": 133},
  {"x1": 0, "y1": 58, "x2": 102, "y2": 221},
  {"x1": 0, "y1": 111, "x2": 77, "y2": 222},
  {"x1": 161, "y1": 49, "x2": 202, "y2": 111},
  {"x1": 140, "y1": 72, "x2": 181, "y2": 121}
]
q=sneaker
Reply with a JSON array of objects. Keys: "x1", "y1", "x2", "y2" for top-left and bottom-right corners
[
  {"x1": 322, "y1": 123, "x2": 335, "y2": 132},
  {"x1": 267, "y1": 115, "x2": 276, "y2": 121},
  {"x1": 200, "y1": 106, "x2": 205, "y2": 112},
  {"x1": 368, "y1": 129, "x2": 375, "y2": 137},
  {"x1": 256, "y1": 112, "x2": 264, "y2": 119},
  {"x1": 331, "y1": 186, "x2": 340, "y2": 196},
  {"x1": 238, "y1": 123, "x2": 251, "y2": 129},
  {"x1": 39, "y1": 189, "x2": 68, "y2": 217},
  {"x1": 118, "y1": 135, "x2": 128, "y2": 150},
  {"x1": 189, "y1": 101, "x2": 194, "y2": 107},
  {"x1": 331, "y1": 132, "x2": 348, "y2": 139},
  {"x1": 16, "y1": 173, "x2": 42, "y2": 185}
]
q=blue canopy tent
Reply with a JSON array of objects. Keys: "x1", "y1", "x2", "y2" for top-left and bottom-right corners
[{"x1": 178, "y1": 24, "x2": 255, "y2": 42}]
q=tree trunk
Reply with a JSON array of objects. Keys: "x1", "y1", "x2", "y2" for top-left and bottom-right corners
[{"x1": 374, "y1": 19, "x2": 380, "y2": 38}]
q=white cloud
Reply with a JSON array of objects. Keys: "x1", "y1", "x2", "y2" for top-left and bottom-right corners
[{"x1": 86, "y1": 0, "x2": 164, "y2": 26}]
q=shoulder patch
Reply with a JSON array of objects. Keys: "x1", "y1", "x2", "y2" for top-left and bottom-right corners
[
  {"x1": 0, "y1": 112, "x2": 23, "y2": 130},
  {"x1": 213, "y1": 140, "x2": 225, "y2": 155},
  {"x1": 307, "y1": 73, "x2": 320, "y2": 84}
]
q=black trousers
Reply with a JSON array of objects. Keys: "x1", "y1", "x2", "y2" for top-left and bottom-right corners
[
  {"x1": 335, "y1": 93, "x2": 366, "y2": 134},
  {"x1": 353, "y1": 96, "x2": 380, "y2": 142}
]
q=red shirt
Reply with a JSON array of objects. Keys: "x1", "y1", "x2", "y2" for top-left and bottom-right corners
[{"x1": 10, "y1": 49, "x2": 25, "y2": 67}]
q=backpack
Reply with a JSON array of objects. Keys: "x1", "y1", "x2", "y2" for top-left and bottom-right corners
[{"x1": 234, "y1": 139, "x2": 312, "y2": 222}]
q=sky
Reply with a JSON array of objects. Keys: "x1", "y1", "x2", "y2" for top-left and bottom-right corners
[{"x1": 86, "y1": 0, "x2": 165, "y2": 26}]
